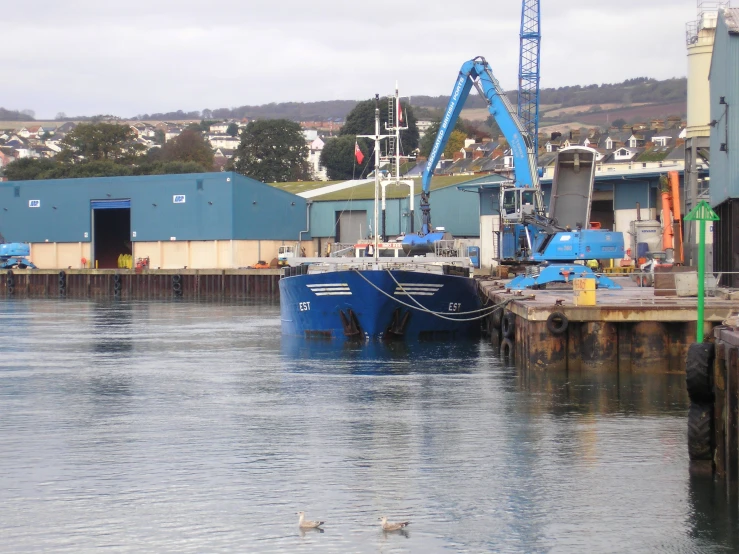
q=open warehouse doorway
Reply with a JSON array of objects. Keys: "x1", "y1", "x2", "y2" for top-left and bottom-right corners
[{"x1": 91, "y1": 200, "x2": 131, "y2": 269}]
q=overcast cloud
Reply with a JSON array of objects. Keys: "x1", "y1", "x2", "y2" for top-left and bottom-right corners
[{"x1": 5, "y1": 0, "x2": 699, "y2": 119}]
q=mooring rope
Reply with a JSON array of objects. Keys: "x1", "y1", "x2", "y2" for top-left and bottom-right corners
[{"x1": 350, "y1": 268, "x2": 510, "y2": 322}]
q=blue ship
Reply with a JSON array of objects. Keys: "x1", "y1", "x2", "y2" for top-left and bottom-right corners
[
  {"x1": 280, "y1": 86, "x2": 482, "y2": 341},
  {"x1": 279, "y1": 262, "x2": 482, "y2": 341}
]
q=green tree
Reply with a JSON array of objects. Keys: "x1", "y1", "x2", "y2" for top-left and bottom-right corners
[
  {"x1": 43, "y1": 160, "x2": 133, "y2": 179},
  {"x1": 340, "y1": 97, "x2": 419, "y2": 153},
  {"x1": 419, "y1": 119, "x2": 467, "y2": 158},
  {"x1": 57, "y1": 123, "x2": 144, "y2": 164},
  {"x1": 320, "y1": 135, "x2": 369, "y2": 180},
  {"x1": 444, "y1": 130, "x2": 467, "y2": 158},
  {"x1": 4, "y1": 158, "x2": 57, "y2": 181},
  {"x1": 133, "y1": 161, "x2": 208, "y2": 175},
  {"x1": 226, "y1": 122, "x2": 239, "y2": 137},
  {"x1": 232, "y1": 119, "x2": 309, "y2": 182},
  {"x1": 159, "y1": 129, "x2": 214, "y2": 169},
  {"x1": 153, "y1": 129, "x2": 165, "y2": 145},
  {"x1": 611, "y1": 118, "x2": 627, "y2": 129},
  {"x1": 200, "y1": 120, "x2": 219, "y2": 132}
]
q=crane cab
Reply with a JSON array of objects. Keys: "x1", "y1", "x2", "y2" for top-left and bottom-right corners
[{"x1": 501, "y1": 188, "x2": 537, "y2": 222}]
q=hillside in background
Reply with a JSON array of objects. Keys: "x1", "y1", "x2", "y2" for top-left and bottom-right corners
[
  {"x1": 0, "y1": 108, "x2": 34, "y2": 122},
  {"x1": 2, "y1": 76, "x2": 687, "y2": 128}
]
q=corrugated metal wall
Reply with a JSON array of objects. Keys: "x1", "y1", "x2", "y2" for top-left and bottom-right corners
[
  {"x1": 710, "y1": 12, "x2": 739, "y2": 207},
  {"x1": 308, "y1": 183, "x2": 482, "y2": 239},
  {"x1": 713, "y1": 199, "x2": 739, "y2": 287},
  {"x1": 231, "y1": 174, "x2": 309, "y2": 240},
  {"x1": 0, "y1": 172, "x2": 308, "y2": 244}
]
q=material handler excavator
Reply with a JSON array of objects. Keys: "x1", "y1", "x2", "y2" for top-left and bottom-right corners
[{"x1": 402, "y1": 56, "x2": 624, "y2": 289}]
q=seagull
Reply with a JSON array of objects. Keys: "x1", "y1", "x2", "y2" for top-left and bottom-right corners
[
  {"x1": 297, "y1": 511, "x2": 324, "y2": 529},
  {"x1": 379, "y1": 516, "x2": 410, "y2": 532}
]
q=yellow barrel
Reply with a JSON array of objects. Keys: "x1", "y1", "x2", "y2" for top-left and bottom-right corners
[{"x1": 573, "y1": 278, "x2": 596, "y2": 306}]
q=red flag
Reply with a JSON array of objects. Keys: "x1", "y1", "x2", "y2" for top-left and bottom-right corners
[
  {"x1": 398, "y1": 100, "x2": 404, "y2": 124},
  {"x1": 354, "y1": 141, "x2": 364, "y2": 164}
]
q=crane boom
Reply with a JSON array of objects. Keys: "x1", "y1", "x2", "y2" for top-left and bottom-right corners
[
  {"x1": 418, "y1": 56, "x2": 542, "y2": 236},
  {"x1": 411, "y1": 55, "x2": 625, "y2": 290}
]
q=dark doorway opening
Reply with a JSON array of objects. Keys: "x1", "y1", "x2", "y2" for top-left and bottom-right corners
[
  {"x1": 590, "y1": 200, "x2": 615, "y2": 232},
  {"x1": 93, "y1": 208, "x2": 131, "y2": 269}
]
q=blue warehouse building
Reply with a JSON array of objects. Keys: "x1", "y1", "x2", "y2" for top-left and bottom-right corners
[
  {"x1": 306, "y1": 179, "x2": 481, "y2": 256},
  {"x1": 0, "y1": 172, "x2": 309, "y2": 269},
  {"x1": 710, "y1": 8, "x2": 739, "y2": 287}
]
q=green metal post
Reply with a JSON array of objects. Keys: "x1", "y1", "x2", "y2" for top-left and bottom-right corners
[
  {"x1": 685, "y1": 200, "x2": 719, "y2": 344},
  {"x1": 697, "y1": 220, "x2": 705, "y2": 343}
]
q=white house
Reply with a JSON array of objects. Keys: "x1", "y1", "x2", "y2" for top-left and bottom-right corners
[
  {"x1": 208, "y1": 135, "x2": 240, "y2": 150},
  {"x1": 209, "y1": 123, "x2": 230, "y2": 134},
  {"x1": 307, "y1": 137, "x2": 327, "y2": 181},
  {"x1": 165, "y1": 128, "x2": 182, "y2": 142}
]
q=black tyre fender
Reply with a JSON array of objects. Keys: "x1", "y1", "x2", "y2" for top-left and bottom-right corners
[
  {"x1": 7, "y1": 285, "x2": 14, "y2": 295},
  {"x1": 491, "y1": 308, "x2": 503, "y2": 330},
  {"x1": 501, "y1": 311, "x2": 515, "y2": 339},
  {"x1": 6, "y1": 269, "x2": 13, "y2": 277},
  {"x1": 500, "y1": 337, "x2": 514, "y2": 359},
  {"x1": 546, "y1": 312, "x2": 569, "y2": 335},
  {"x1": 173, "y1": 281, "x2": 182, "y2": 293},
  {"x1": 686, "y1": 343, "x2": 715, "y2": 404},
  {"x1": 172, "y1": 274, "x2": 182, "y2": 285},
  {"x1": 688, "y1": 403, "x2": 713, "y2": 461},
  {"x1": 113, "y1": 274, "x2": 122, "y2": 284}
]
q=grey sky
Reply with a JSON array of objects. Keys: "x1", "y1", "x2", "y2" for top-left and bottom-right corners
[{"x1": 6, "y1": 0, "x2": 699, "y2": 119}]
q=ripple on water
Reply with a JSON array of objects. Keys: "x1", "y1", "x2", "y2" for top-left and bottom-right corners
[{"x1": 0, "y1": 299, "x2": 737, "y2": 553}]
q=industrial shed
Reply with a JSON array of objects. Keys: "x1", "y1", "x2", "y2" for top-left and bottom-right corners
[
  {"x1": 305, "y1": 177, "x2": 480, "y2": 256},
  {"x1": 0, "y1": 172, "x2": 309, "y2": 269}
]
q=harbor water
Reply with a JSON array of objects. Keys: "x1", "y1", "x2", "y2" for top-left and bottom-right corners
[{"x1": 1, "y1": 299, "x2": 737, "y2": 553}]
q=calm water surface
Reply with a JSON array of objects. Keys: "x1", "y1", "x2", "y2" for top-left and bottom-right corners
[{"x1": 1, "y1": 299, "x2": 737, "y2": 553}]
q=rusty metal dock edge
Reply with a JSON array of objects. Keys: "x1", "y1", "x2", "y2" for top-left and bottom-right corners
[
  {"x1": 479, "y1": 278, "x2": 739, "y2": 373},
  {"x1": 2, "y1": 269, "x2": 281, "y2": 300}
]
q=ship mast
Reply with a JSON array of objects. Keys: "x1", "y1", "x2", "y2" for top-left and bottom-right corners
[
  {"x1": 357, "y1": 94, "x2": 393, "y2": 263},
  {"x1": 382, "y1": 85, "x2": 414, "y2": 238}
]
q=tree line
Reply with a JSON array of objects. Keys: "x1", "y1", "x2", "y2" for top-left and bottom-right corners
[
  {"x1": 131, "y1": 77, "x2": 687, "y2": 122},
  {"x1": 3, "y1": 123, "x2": 216, "y2": 181}
]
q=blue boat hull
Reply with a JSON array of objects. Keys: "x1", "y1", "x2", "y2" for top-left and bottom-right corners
[{"x1": 279, "y1": 269, "x2": 482, "y2": 340}]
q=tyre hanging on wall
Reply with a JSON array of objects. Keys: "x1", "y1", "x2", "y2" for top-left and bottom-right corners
[
  {"x1": 500, "y1": 337, "x2": 514, "y2": 360},
  {"x1": 58, "y1": 270, "x2": 67, "y2": 295},
  {"x1": 491, "y1": 308, "x2": 503, "y2": 330},
  {"x1": 686, "y1": 343, "x2": 715, "y2": 404},
  {"x1": 501, "y1": 311, "x2": 515, "y2": 339},
  {"x1": 687, "y1": 403, "x2": 713, "y2": 461},
  {"x1": 172, "y1": 274, "x2": 183, "y2": 297},
  {"x1": 546, "y1": 312, "x2": 569, "y2": 335}
]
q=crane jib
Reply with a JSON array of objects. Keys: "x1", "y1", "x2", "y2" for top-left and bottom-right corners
[{"x1": 425, "y1": 74, "x2": 468, "y2": 175}]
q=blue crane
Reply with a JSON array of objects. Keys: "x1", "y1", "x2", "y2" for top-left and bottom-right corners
[
  {"x1": 518, "y1": 0, "x2": 541, "y2": 156},
  {"x1": 404, "y1": 56, "x2": 624, "y2": 289}
]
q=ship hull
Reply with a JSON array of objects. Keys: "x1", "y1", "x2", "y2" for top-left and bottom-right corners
[{"x1": 279, "y1": 269, "x2": 482, "y2": 340}]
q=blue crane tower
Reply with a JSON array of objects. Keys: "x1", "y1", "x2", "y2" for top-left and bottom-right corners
[{"x1": 517, "y1": 0, "x2": 541, "y2": 156}]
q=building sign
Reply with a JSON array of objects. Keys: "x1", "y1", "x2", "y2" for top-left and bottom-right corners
[
  {"x1": 28, "y1": 200, "x2": 40, "y2": 208},
  {"x1": 173, "y1": 195, "x2": 186, "y2": 204}
]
